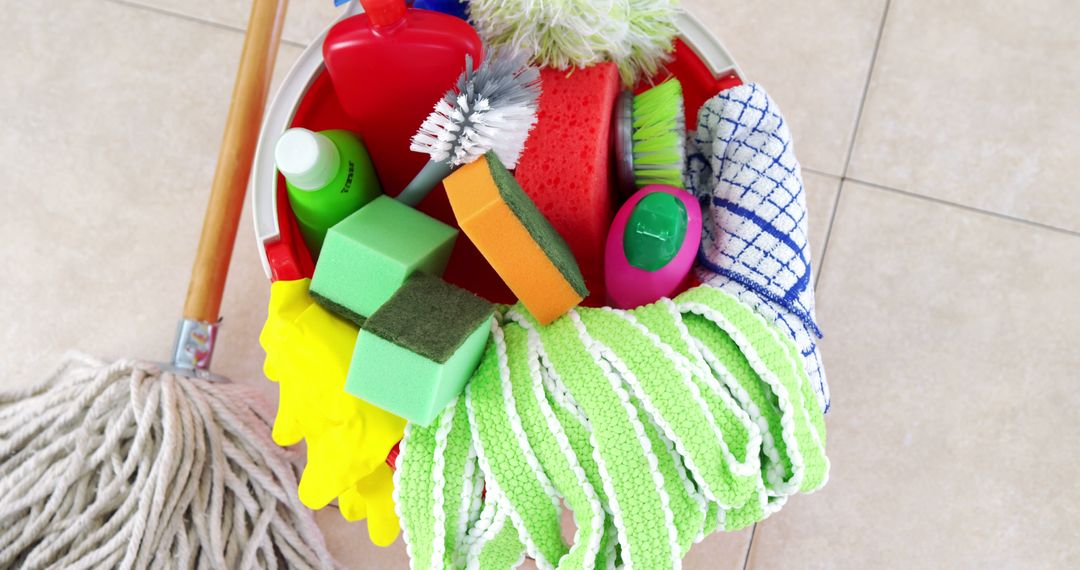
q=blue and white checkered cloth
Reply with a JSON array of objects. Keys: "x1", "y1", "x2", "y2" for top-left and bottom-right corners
[{"x1": 686, "y1": 83, "x2": 830, "y2": 411}]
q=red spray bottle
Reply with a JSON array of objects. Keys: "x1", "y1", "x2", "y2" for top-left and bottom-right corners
[{"x1": 323, "y1": 0, "x2": 483, "y2": 196}]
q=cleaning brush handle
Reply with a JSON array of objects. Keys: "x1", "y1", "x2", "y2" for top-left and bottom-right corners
[
  {"x1": 183, "y1": 0, "x2": 288, "y2": 323},
  {"x1": 397, "y1": 160, "x2": 453, "y2": 207}
]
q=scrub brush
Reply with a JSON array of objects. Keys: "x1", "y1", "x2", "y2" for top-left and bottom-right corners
[
  {"x1": 397, "y1": 50, "x2": 542, "y2": 207},
  {"x1": 613, "y1": 77, "x2": 687, "y2": 199}
]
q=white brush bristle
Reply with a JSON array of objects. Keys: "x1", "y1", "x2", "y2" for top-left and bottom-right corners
[{"x1": 411, "y1": 51, "x2": 541, "y2": 169}]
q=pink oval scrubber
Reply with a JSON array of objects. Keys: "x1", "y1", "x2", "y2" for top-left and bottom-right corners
[{"x1": 605, "y1": 185, "x2": 703, "y2": 310}]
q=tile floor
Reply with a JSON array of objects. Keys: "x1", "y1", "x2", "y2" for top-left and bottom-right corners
[{"x1": 2, "y1": 0, "x2": 1078, "y2": 568}]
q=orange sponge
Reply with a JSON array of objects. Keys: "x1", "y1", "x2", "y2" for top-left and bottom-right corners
[
  {"x1": 513, "y1": 63, "x2": 621, "y2": 301},
  {"x1": 444, "y1": 153, "x2": 588, "y2": 325}
]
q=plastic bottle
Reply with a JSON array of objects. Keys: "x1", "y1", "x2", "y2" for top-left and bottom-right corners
[
  {"x1": 275, "y1": 128, "x2": 381, "y2": 257},
  {"x1": 605, "y1": 186, "x2": 703, "y2": 310},
  {"x1": 323, "y1": 0, "x2": 483, "y2": 196}
]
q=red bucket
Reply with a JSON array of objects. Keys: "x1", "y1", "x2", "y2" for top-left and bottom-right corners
[{"x1": 251, "y1": 8, "x2": 744, "y2": 286}]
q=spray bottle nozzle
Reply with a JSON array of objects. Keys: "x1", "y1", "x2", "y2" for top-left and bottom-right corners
[{"x1": 357, "y1": 0, "x2": 408, "y2": 28}]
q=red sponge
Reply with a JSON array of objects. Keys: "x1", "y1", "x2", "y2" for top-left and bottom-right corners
[{"x1": 513, "y1": 63, "x2": 620, "y2": 303}]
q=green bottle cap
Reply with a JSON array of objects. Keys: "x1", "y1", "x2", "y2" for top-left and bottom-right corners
[{"x1": 623, "y1": 192, "x2": 688, "y2": 271}]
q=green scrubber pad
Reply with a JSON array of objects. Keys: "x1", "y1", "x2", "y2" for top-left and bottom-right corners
[
  {"x1": 364, "y1": 273, "x2": 494, "y2": 363},
  {"x1": 487, "y1": 153, "x2": 590, "y2": 300},
  {"x1": 311, "y1": 196, "x2": 458, "y2": 324},
  {"x1": 346, "y1": 273, "x2": 495, "y2": 426}
]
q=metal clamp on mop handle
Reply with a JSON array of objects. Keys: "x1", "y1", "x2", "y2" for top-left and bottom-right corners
[{"x1": 171, "y1": 318, "x2": 221, "y2": 372}]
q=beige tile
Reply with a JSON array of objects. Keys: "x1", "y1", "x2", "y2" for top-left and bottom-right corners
[
  {"x1": 803, "y1": 171, "x2": 841, "y2": 267},
  {"x1": 0, "y1": 0, "x2": 298, "y2": 393},
  {"x1": 114, "y1": 0, "x2": 341, "y2": 47},
  {"x1": 849, "y1": 0, "x2": 1080, "y2": 232},
  {"x1": 523, "y1": 527, "x2": 752, "y2": 569},
  {"x1": 681, "y1": 528, "x2": 753, "y2": 570},
  {"x1": 320, "y1": 505, "x2": 750, "y2": 569},
  {"x1": 747, "y1": 182, "x2": 1080, "y2": 569},
  {"x1": 686, "y1": 0, "x2": 887, "y2": 176},
  {"x1": 315, "y1": 509, "x2": 411, "y2": 568}
]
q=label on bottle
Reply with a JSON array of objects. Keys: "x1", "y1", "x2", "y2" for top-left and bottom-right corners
[{"x1": 342, "y1": 161, "x2": 356, "y2": 193}]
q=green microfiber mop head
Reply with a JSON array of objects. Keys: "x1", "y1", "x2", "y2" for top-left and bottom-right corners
[
  {"x1": 467, "y1": 0, "x2": 679, "y2": 85},
  {"x1": 394, "y1": 286, "x2": 830, "y2": 568}
]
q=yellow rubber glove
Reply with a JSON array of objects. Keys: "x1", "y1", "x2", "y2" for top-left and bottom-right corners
[
  {"x1": 339, "y1": 463, "x2": 400, "y2": 547},
  {"x1": 260, "y1": 280, "x2": 311, "y2": 447},
  {"x1": 260, "y1": 279, "x2": 406, "y2": 545}
]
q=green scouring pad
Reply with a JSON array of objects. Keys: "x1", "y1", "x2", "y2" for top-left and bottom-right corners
[
  {"x1": 346, "y1": 273, "x2": 495, "y2": 426},
  {"x1": 310, "y1": 195, "x2": 458, "y2": 325},
  {"x1": 444, "y1": 153, "x2": 589, "y2": 325}
]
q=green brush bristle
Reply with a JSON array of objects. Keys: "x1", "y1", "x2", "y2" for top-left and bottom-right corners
[{"x1": 631, "y1": 78, "x2": 686, "y2": 188}]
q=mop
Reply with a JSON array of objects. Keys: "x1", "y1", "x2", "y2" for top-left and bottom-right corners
[{"x1": 0, "y1": 0, "x2": 337, "y2": 567}]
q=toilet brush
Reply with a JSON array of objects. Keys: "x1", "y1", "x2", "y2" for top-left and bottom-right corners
[{"x1": 0, "y1": 1, "x2": 338, "y2": 567}]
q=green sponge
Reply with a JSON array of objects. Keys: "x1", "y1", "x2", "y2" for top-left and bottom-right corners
[
  {"x1": 346, "y1": 273, "x2": 495, "y2": 426},
  {"x1": 310, "y1": 196, "x2": 458, "y2": 324}
]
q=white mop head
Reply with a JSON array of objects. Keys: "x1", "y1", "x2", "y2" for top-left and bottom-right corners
[{"x1": 0, "y1": 354, "x2": 337, "y2": 569}]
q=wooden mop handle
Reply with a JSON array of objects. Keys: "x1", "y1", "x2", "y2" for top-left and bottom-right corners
[{"x1": 183, "y1": 0, "x2": 289, "y2": 323}]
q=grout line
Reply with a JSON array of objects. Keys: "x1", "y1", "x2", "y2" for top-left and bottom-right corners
[
  {"x1": 844, "y1": 178, "x2": 1080, "y2": 239},
  {"x1": 103, "y1": 0, "x2": 251, "y2": 34},
  {"x1": 840, "y1": 0, "x2": 893, "y2": 179},
  {"x1": 814, "y1": 0, "x2": 892, "y2": 289},
  {"x1": 745, "y1": 8, "x2": 894, "y2": 557},
  {"x1": 102, "y1": 0, "x2": 307, "y2": 48},
  {"x1": 740, "y1": 523, "x2": 758, "y2": 570},
  {"x1": 806, "y1": 169, "x2": 1080, "y2": 243},
  {"x1": 813, "y1": 177, "x2": 845, "y2": 291},
  {"x1": 800, "y1": 166, "x2": 840, "y2": 179}
]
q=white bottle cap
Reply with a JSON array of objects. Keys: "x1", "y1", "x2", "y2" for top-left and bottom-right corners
[{"x1": 274, "y1": 128, "x2": 341, "y2": 191}]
